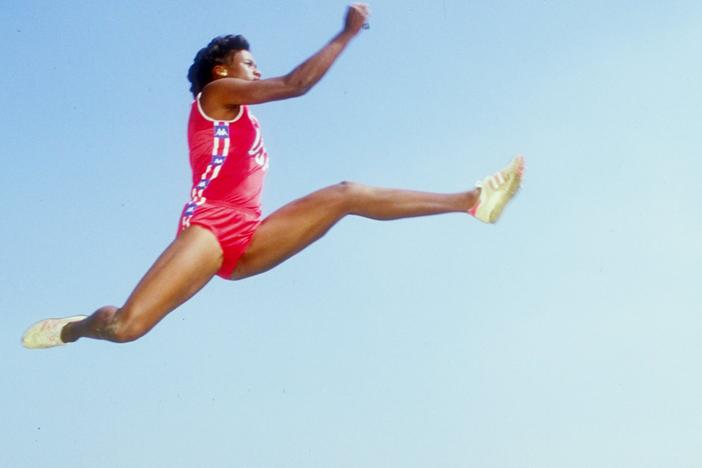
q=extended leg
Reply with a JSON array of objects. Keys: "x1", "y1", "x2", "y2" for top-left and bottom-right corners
[
  {"x1": 22, "y1": 226, "x2": 223, "y2": 348},
  {"x1": 232, "y1": 181, "x2": 479, "y2": 280},
  {"x1": 232, "y1": 154, "x2": 524, "y2": 280},
  {"x1": 64, "y1": 226, "x2": 223, "y2": 343}
]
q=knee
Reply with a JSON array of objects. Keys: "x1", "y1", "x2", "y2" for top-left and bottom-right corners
[
  {"x1": 335, "y1": 180, "x2": 362, "y2": 193},
  {"x1": 107, "y1": 307, "x2": 152, "y2": 343},
  {"x1": 335, "y1": 180, "x2": 377, "y2": 213},
  {"x1": 333, "y1": 180, "x2": 368, "y2": 206}
]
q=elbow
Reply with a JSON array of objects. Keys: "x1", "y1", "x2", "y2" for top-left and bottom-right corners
[
  {"x1": 284, "y1": 75, "x2": 313, "y2": 97},
  {"x1": 294, "y1": 85, "x2": 312, "y2": 97},
  {"x1": 290, "y1": 82, "x2": 312, "y2": 98}
]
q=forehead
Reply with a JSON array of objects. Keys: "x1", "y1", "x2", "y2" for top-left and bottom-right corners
[{"x1": 230, "y1": 49, "x2": 255, "y2": 63}]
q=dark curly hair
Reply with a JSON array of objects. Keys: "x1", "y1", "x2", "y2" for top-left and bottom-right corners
[{"x1": 187, "y1": 35, "x2": 250, "y2": 97}]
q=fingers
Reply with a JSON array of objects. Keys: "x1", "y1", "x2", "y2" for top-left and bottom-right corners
[
  {"x1": 352, "y1": 3, "x2": 371, "y2": 23},
  {"x1": 344, "y1": 3, "x2": 371, "y2": 34},
  {"x1": 350, "y1": 3, "x2": 370, "y2": 16}
]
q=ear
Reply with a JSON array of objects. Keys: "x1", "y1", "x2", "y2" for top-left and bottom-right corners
[{"x1": 213, "y1": 65, "x2": 228, "y2": 77}]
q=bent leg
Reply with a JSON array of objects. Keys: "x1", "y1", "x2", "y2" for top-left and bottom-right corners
[
  {"x1": 232, "y1": 181, "x2": 479, "y2": 280},
  {"x1": 62, "y1": 226, "x2": 223, "y2": 343}
]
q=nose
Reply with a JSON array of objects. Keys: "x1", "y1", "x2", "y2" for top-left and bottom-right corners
[{"x1": 254, "y1": 69, "x2": 262, "y2": 80}]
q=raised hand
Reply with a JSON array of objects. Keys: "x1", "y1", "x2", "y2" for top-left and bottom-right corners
[{"x1": 343, "y1": 3, "x2": 371, "y2": 35}]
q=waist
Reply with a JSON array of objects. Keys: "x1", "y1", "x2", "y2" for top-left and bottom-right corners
[{"x1": 188, "y1": 199, "x2": 261, "y2": 214}]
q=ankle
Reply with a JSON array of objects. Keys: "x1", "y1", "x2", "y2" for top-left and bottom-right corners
[
  {"x1": 60, "y1": 322, "x2": 79, "y2": 343},
  {"x1": 466, "y1": 188, "x2": 481, "y2": 211}
]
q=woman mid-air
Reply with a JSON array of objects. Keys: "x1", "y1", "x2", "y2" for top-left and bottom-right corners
[{"x1": 22, "y1": 3, "x2": 524, "y2": 349}]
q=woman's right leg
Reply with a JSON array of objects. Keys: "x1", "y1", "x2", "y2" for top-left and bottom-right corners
[{"x1": 60, "y1": 225, "x2": 223, "y2": 343}]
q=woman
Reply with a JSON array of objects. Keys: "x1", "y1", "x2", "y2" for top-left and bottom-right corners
[{"x1": 22, "y1": 3, "x2": 524, "y2": 349}]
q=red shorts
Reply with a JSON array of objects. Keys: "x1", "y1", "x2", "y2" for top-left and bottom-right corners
[{"x1": 177, "y1": 202, "x2": 261, "y2": 279}]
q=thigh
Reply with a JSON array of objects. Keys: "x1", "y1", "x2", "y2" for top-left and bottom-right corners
[
  {"x1": 232, "y1": 184, "x2": 349, "y2": 280},
  {"x1": 119, "y1": 225, "x2": 224, "y2": 334}
]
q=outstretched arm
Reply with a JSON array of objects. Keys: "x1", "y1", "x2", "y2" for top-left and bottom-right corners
[{"x1": 205, "y1": 3, "x2": 370, "y2": 106}]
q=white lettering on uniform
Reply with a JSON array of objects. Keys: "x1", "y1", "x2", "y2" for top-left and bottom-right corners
[{"x1": 248, "y1": 117, "x2": 269, "y2": 170}]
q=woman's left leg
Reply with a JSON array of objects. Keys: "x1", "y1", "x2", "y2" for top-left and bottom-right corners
[
  {"x1": 22, "y1": 225, "x2": 223, "y2": 348},
  {"x1": 231, "y1": 181, "x2": 478, "y2": 280}
]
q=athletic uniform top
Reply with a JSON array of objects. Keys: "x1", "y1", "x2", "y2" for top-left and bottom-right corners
[{"x1": 182, "y1": 94, "x2": 269, "y2": 225}]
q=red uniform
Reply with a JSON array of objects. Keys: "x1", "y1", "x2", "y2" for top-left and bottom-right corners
[{"x1": 178, "y1": 95, "x2": 269, "y2": 278}]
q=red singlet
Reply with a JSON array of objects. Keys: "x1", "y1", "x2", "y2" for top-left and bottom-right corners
[{"x1": 177, "y1": 95, "x2": 269, "y2": 278}]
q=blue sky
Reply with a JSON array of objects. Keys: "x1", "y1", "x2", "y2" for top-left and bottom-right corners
[{"x1": 2, "y1": 1, "x2": 701, "y2": 467}]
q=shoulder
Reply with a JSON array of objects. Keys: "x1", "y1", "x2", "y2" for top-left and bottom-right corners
[{"x1": 200, "y1": 85, "x2": 244, "y2": 121}]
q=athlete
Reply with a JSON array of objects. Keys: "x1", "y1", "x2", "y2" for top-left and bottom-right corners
[{"x1": 22, "y1": 3, "x2": 524, "y2": 349}]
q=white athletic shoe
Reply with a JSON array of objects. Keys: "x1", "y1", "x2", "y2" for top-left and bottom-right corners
[
  {"x1": 21, "y1": 315, "x2": 87, "y2": 349},
  {"x1": 469, "y1": 154, "x2": 525, "y2": 224}
]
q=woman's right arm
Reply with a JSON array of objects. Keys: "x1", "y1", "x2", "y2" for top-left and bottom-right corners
[{"x1": 206, "y1": 3, "x2": 370, "y2": 106}]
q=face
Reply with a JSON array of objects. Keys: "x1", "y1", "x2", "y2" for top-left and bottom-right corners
[{"x1": 217, "y1": 50, "x2": 261, "y2": 81}]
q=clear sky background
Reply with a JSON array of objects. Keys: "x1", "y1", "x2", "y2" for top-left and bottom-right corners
[{"x1": 2, "y1": 1, "x2": 701, "y2": 467}]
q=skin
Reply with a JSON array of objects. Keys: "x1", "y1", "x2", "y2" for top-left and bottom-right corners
[{"x1": 61, "y1": 3, "x2": 480, "y2": 344}]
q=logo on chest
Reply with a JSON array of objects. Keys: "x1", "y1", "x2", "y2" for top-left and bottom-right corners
[{"x1": 247, "y1": 116, "x2": 269, "y2": 171}]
